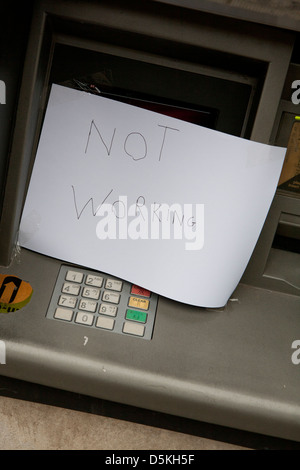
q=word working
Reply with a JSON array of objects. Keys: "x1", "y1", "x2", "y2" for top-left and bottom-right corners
[{"x1": 71, "y1": 187, "x2": 204, "y2": 251}]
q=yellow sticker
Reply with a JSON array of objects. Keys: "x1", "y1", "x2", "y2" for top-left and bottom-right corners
[{"x1": 0, "y1": 274, "x2": 33, "y2": 313}]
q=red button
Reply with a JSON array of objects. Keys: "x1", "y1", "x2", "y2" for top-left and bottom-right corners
[{"x1": 131, "y1": 285, "x2": 151, "y2": 298}]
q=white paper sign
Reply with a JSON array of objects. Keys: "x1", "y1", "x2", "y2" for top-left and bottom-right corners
[{"x1": 19, "y1": 84, "x2": 285, "y2": 307}]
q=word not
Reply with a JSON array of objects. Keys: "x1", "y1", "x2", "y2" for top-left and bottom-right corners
[
  {"x1": 0, "y1": 340, "x2": 6, "y2": 364},
  {"x1": 291, "y1": 80, "x2": 300, "y2": 105},
  {"x1": 291, "y1": 340, "x2": 300, "y2": 365},
  {"x1": 85, "y1": 119, "x2": 179, "y2": 162},
  {"x1": 0, "y1": 80, "x2": 5, "y2": 104}
]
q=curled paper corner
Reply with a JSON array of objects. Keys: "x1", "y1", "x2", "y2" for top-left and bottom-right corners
[{"x1": 0, "y1": 274, "x2": 33, "y2": 314}]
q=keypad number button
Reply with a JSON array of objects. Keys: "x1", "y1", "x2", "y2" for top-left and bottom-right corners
[
  {"x1": 102, "y1": 291, "x2": 120, "y2": 304},
  {"x1": 65, "y1": 270, "x2": 84, "y2": 283},
  {"x1": 79, "y1": 299, "x2": 97, "y2": 313},
  {"x1": 75, "y1": 311, "x2": 94, "y2": 326},
  {"x1": 58, "y1": 295, "x2": 77, "y2": 309},
  {"x1": 85, "y1": 275, "x2": 103, "y2": 287},
  {"x1": 99, "y1": 303, "x2": 118, "y2": 317},
  {"x1": 82, "y1": 287, "x2": 100, "y2": 300},
  {"x1": 62, "y1": 282, "x2": 80, "y2": 296},
  {"x1": 105, "y1": 279, "x2": 123, "y2": 291}
]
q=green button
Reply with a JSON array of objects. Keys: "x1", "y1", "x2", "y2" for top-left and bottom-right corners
[{"x1": 126, "y1": 309, "x2": 147, "y2": 323}]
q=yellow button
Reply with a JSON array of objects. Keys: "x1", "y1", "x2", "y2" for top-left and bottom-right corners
[{"x1": 128, "y1": 296, "x2": 149, "y2": 310}]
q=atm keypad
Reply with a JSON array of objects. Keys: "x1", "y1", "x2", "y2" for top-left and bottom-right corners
[{"x1": 46, "y1": 265, "x2": 158, "y2": 340}]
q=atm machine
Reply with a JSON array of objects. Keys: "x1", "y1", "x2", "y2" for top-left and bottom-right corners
[{"x1": 0, "y1": 0, "x2": 300, "y2": 443}]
